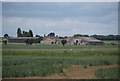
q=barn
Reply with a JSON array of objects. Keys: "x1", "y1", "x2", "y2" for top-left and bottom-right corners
[
  {"x1": 74, "y1": 37, "x2": 103, "y2": 45},
  {"x1": 8, "y1": 37, "x2": 39, "y2": 43}
]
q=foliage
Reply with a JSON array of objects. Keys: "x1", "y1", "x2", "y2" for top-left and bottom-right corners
[
  {"x1": 72, "y1": 34, "x2": 120, "y2": 40},
  {"x1": 22, "y1": 31, "x2": 30, "y2": 37},
  {"x1": 47, "y1": 32, "x2": 55, "y2": 37},
  {"x1": 2, "y1": 43, "x2": 119, "y2": 78},
  {"x1": 83, "y1": 35, "x2": 89, "y2": 37},
  {"x1": 2, "y1": 54, "x2": 118, "y2": 78},
  {"x1": 90, "y1": 34, "x2": 120, "y2": 40},
  {"x1": 17, "y1": 28, "x2": 34, "y2": 37},
  {"x1": 29, "y1": 30, "x2": 33, "y2": 37},
  {"x1": 17, "y1": 28, "x2": 22, "y2": 37},
  {"x1": 82, "y1": 64, "x2": 87, "y2": 68},
  {"x1": 24, "y1": 39, "x2": 29, "y2": 45},
  {"x1": 73, "y1": 34, "x2": 83, "y2": 38},
  {"x1": 2, "y1": 39, "x2": 7, "y2": 45},
  {"x1": 29, "y1": 39, "x2": 33, "y2": 45},
  {"x1": 24, "y1": 39, "x2": 34, "y2": 45},
  {"x1": 4, "y1": 34, "x2": 9, "y2": 38},
  {"x1": 95, "y1": 68, "x2": 119, "y2": 79},
  {"x1": 63, "y1": 72, "x2": 67, "y2": 76},
  {"x1": 59, "y1": 36, "x2": 67, "y2": 39},
  {"x1": 35, "y1": 35, "x2": 43, "y2": 42},
  {"x1": 61, "y1": 40, "x2": 67, "y2": 46},
  {"x1": 103, "y1": 40, "x2": 118, "y2": 45}
]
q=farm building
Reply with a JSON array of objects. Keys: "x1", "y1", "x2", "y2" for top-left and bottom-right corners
[
  {"x1": 65, "y1": 37, "x2": 74, "y2": 45},
  {"x1": 8, "y1": 37, "x2": 39, "y2": 43},
  {"x1": 74, "y1": 37, "x2": 103, "y2": 45},
  {"x1": 41, "y1": 35, "x2": 59, "y2": 44},
  {"x1": 65, "y1": 37, "x2": 103, "y2": 45},
  {"x1": 41, "y1": 35, "x2": 103, "y2": 45}
]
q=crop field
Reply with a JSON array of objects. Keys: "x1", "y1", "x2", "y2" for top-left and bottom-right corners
[
  {"x1": 2, "y1": 43, "x2": 119, "y2": 79},
  {"x1": 95, "y1": 68, "x2": 119, "y2": 79}
]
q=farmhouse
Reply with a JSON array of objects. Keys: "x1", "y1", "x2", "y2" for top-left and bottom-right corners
[
  {"x1": 8, "y1": 37, "x2": 39, "y2": 43},
  {"x1": 41, "y1": 34, "x2": 103, "y2": 45},
  {"x1": 41, "y1": 34, "x2": 59, "y2": 44}
]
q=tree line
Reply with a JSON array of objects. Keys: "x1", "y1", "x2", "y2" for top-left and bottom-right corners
[
  {"x1": 17, "y1": 28, "x2": 33, "y2": 37},
  {"x1": 90, "y1": 34, "x2": 120, "y2": 40},
  {"x1": 73, "y1": 34, "x2": 120, "y2": 40},
  {"x1": 3, "y1": 28, "x2": 120, "y2": 41}
]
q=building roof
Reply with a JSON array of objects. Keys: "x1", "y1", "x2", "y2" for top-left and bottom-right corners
[
  {"x1": 8, "y1": 37, "x2": 39, "y2": 39},
  {"x1": 43, "y1": 36, "x2": 59, "y2": 40},
  {"x1": 75, "y1": 37, "x2": 103, "y2": 42},
  {"x1": 66, "y1": 37, "x2": 73, "y2": 40}
]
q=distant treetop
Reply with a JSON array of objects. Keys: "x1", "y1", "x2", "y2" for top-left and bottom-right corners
[
  {"x1": 47, "y1": 32, "x2": 55, "y2": 37},
  {"x1": 17, "y1": 28, "x2": 33, "y2": 37},
  {"x1": 4, "y1": 34, "x2": 9, "y2": 38},
  {"x1": 73, "y1": 34, "x2": 84, "y2": 38}
]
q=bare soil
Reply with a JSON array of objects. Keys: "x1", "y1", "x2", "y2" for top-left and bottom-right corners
[{"x1": 4, "y1": 64, "x2": 120, "y2": 79}]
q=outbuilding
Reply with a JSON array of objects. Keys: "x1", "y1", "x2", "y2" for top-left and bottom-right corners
[{"x1": 8, "y1": 37, "x2": 39, "y2": 43}]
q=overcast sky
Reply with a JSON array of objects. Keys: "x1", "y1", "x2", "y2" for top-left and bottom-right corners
[{"x1": 2, "y1": 2, "x2": 118, "y2": 37}]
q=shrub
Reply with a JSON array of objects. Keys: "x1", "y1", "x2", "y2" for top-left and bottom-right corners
[
  {"x1": 103, "y1": 60, "x2": 110, "y2": 65},
  {"x1": 61, "y1": 40, "x2": 67, "y2": 46},
  {"x1": 82, "y1": 64, "x2": 87, "y2": 68},
  {"x1": 63, "y1": 72, "x2": 67, "y2": 76},
  {"x1": 2, "y1": 40, "x2": 7, "y2": 45},
  {"x1": 89, "y1": 63, "x2": 92, "y2": 66},
  {"x1": 24, "y1": 39, "x2": 33, "y2": 45}
]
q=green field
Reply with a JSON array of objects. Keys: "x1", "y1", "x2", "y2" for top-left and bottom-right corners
[
  {"x1": 2, "y1": 43, "x2": 119, "y2": 78},
  {"x1": 95, "y1": 68, "x2": 119, "y2": 79}
]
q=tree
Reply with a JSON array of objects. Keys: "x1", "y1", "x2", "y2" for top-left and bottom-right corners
[
  {"x1": 24, "y1": 39, "x2": 29, "y2": 45},
  {"x1": 35, "y1": 35, "x2": 40, "y2": 37},
  {"x1": 83, "y1": 35, "x2": 89, "y2": 37},
  {"x1": 48, "y1": 32, "x2": 55, "y2": 37},
  {"x1": 64, "y1": 36, "x2": 67, "y2": 38},
  {"x1": 29, "y1": 30, "x2": 33, "y2": 37},
  {"x1": 29, "y1": 39, "x2": 33, "y2": 45},
  {"x1": 73, "y1": 34, "x2": 83, "y2": 38},
  {"x1": 22, "y1": 31, "x2": 26, "y2": 37},
  {"x1": 17, "y1": 28, "x2": 22, "y2": 37},
  {"x1": 25, "y1": 39, "x2": 34, "y2": 45},
  {"x1": 61, "y1": 40, "x2": 67, "y2": 46},
  {"x1": 2, "y1": 40, "x2": 7, "y2": 45},
  {"x1": 4, "y1": 34, "x2": 9, "y2": 38}
]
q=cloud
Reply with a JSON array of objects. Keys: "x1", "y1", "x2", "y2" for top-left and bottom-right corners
[
  {"x1": 2, "y1": 2, "x2": 118, "y2": 18},
  {"x1": 2, "y1": 2, "x2": 118, "y2": 36},
  {"x1": 2, "y1": 16, "x2": 118, "y2": 36}
]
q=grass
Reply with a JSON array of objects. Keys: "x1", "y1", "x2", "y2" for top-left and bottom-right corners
[
  {"x1": 103, "y1": 40, "x2": 119, "y2": 45},
  {"x1": 2, "y1": 43, "x2": 119, "y2": 78},
  {"x1": 95, "y1": 68, "x2": 119, "y2": 79}
]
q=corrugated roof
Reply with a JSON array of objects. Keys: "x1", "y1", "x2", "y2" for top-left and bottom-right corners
[{"x1": 76, "y1": 37, "x2": 103, "y2": 42}]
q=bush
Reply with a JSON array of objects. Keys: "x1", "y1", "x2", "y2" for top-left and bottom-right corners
[
  {"x1": 82, "y1": 64, "x2": 87, "y2": 68},
  {"x1": 89, "y1": 63, "x2": 92, "y2": 66},
  {"x1": 2, "y1": 40, "x2": 7, "y2": 45},
  {"x1": 111, "y1": 42, "x2": 117, "y2": 45},
  {"x1": 61, "y1": 40, "x2": 67, "y2": 46},
  {"x1": 24, "y1": 39, "x2": 33, "y2": 45},
  {"x1": 63, "y1": 72, "x2": 67, "y2": 76},
  {"x1": 25, "y1": 39, "x2": 29, "y2": 45}
]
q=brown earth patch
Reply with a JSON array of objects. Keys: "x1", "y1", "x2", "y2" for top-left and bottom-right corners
[{"x1": 4, "y1": 64, "x2": 120, "y2": 79}]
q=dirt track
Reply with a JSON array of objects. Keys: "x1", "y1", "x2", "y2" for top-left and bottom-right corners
[{"x1": 4, "y1": 64, "x2": 120, "y2": 79}]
